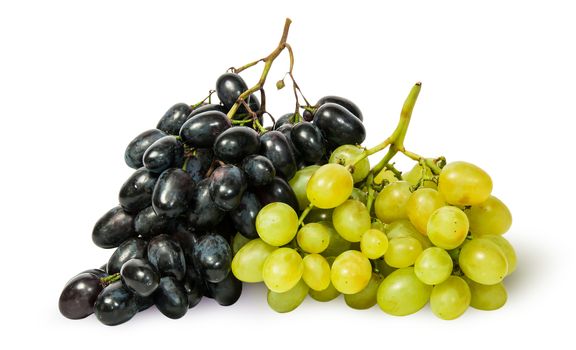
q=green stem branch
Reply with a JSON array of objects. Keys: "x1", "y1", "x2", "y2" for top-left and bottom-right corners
[{"x1": 298, "y1": 203, "x2": 314, "y2": 226}]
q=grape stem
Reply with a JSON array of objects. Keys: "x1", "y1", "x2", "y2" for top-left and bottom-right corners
[
  {"x1": 298, "y1": 203, "x2": 314, "y2": 227},
  {"x1": 100, "y1": 273, "x2": 121, "y2": 287}
]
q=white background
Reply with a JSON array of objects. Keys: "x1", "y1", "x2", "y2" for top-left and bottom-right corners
[{"x1": 1, "y1": 0, "x2": 574, "y2": 348}]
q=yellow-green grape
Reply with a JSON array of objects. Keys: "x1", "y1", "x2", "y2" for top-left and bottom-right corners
[
  {"x1": 403, "y1": 163, "x2": 437, "y2": 189},
  {"x1": 374, "y1": 181, "x2": 412, "y2": 223},
  {"x1": 386, "y1": 219, "x2": 432, "y2": 249},
  {"x1": 289, "y1": 165, "x2": 320, "y2": 211},
  {"x1": 414, "y1": 247, "x2": 453, "y2": 285},
  {"x1": 332, "y1": 200, "x2": 371, "y2": 242},
  {"x1": 438, "y1": 161, "x2": 493, "y2": 206},
  {"x1": 267, "y1": 279, "x2": 309, "y2": 313},
  {"x1": 467, "y1": 195, "x2": 512, "y2": 236},
  {"x1": 309, "y1": 256, "x2": 340, "y2": 301},
  {"x1": 430, "y1": 276, "x2": 471, "y2": 320},
  {"x1": 320, "y1": 221, "x2": 352, "y2": 257},
  {"x1": 374, "y1": 258, "x2": 397, "y2": 278},
  {"x1": 481, "y1": 235, "x2": 517, "y2": 275},
  {"x1": 406, "y1": 188, "x2": 446, "y2": 235},
  {"x1": 371, "y1": 220, "x2": 387, "y2": 232},
  {"x1": 459, "y1": 238, "x2": 508, "y2": 285},
  {"x1": 297, "y1": 223, "x2": 330, "y2": 254},
  {"x1": 331, "y1": 250, "x2": 372, "y2": 294},
  {"x1": 329, "y1": 144, "x2": 370, "y2": 183},
  {"x1": 255, "y1": 202, "x2": 299, "y2": 246},
  {"x1": 377, "y1": 267, "x2": 432, "y2": 316},
  {"x1": 360, "y1": 229, "x2": 389, "y2": 259},
  {"x1": 262, "y1": 248, "x2": 304, "y2": 293},
  {"x1": 384, "y1": 237, "x2": 422, "y2": 268},
  {"x1": 231, "y1": 232, "x2": 251, "y2": 255},
  {"x1": 374, "y1": 169, "x2": 399, "y2": 186},
  {"x1": 302, "y1": 253, "x2": 331, "y2": 291},
  {"x1": 306, "y1": 163, "x2": 354, "y2": 209},
  {"x1": 427, "y1": 206, "x2": 469, "y2": 250},
  {"x1": 231, "y1": 238, "x2": 277, "y2": 282},
  {"x1": 349, "y1": 187, "x2": 368, "y2": 204},
  {"x1": 465, "y1": 277, "x2": 508, "y2": 311},
  {"x1": 344, "y1": 273, "x2": 383, "y2": 310},
  {"x1": 304, "y1": 208, "x2": 333, "y2": 224}
]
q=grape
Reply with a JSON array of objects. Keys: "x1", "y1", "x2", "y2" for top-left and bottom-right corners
[
  {"x1": 316, "y1": 95, "x2": 363, "y2": 121},
  {"x1": 332, "y1": 199, "x2": 371, "y2": 242},
  {"x1": 188, "y1": 103, "x2": 227, "y2": 119},
  {"x1": 276, "y1": 123, "x2": 302, "y2": 160},
  {"x1": 320, "y1": 221, "x2": 352, "y2": 257},
  {"x1": 259, "y1": 131, "x2": 297, "y2": 180},
  {"x1": 152, "y1": 168, "x2": 195, "y2": 218},
  {"x1": 216, "y1": 73, "x2": 248, "y2": 109},
  {"x1": 193, "y1": 233, "x2": 232, "y2": 283},
  {"x1": 309, "y1": 282, "x2": 340, "y2": 302},
  {"x1": 229, "y1": 191, "x2": 261, "y2": 239},
  {"x1": 92, "y1": 206, "x2": 136, "y2": 249},
  {"x1": 124, "y1": 129, "x2": 167, "y2": 169},
  {"x1": 179, "y1": 110, "x2": 232, "y2": 148},
  {"x1": 406, "y1": 188, "x2": 446, "y2": 235},
  {"x1": 360, "y1": 229, "x2": 389, "y2": 259},
  {"x1": 120, "y1": 258, "x2": 160, "y2": 297},
  {"x1": 262, "y1": 248, "x2": 304, "y2": 293},
  {"x1": 344, "y1": 273, "x2": 383, "y2": 310},
  {"x1": 274, "y1": 113, "x2": 294, "y2": 129},
  {"x1": 302, "y1": 253, "x2": 331, "y2": 291},
  {"x1": 183, "y1": 270, "x2": 203, "y2": 308},
  {"x1": 59, "y1": 272, "x2": 103, "y2": 319},
  {"x1": 438, "y1": 161, "x2": 493, "y2": 206},
  {"x1": 267, "y1": 279, "x2": 309, "y2": 313},
  {"x1": 255, "y1": 176, "x2": 299, "y2": 212},
  {"x1": 427, "y1": 206, "x2": 469, "y2": 250},
  {"x1": 374, "y1": 258, "x2": 397, "y2": 278},
  {"x1": 232, "y1": 238, "x2": 277, "y2": 282},
  {"x1": 386, "y1": 219, "x2": 433, "y2": 249},
  {"x1": 466, "y1": 278, "x2": 508, "y2": 311},
  {"x1": 255, "y1": 202, "x2": 299, "y2": 246},
  {"x1": 402, "y1": 163, "x2": 436, "y2": 189},
  {"x1": 313, "y1": 103, "x2": 366, "y2": 148},
  {"x1": 147, "y1": 234, "x2": 187, "y2": 281},
  {"x1": 414, "y1": 247, "x2": 453, "y2": 285},
  {"x1": 289, "y1": 165, "x2": 320, "y2": 210},
  {"x1": 297, "y1": 223, "x2": 330, "y2": 253},
  {"x1": 106, "y1": 237, "x2": 147, "y2": 274},
  {"x1": 371, "y1": 220, "x2": 387, "y2": 232},
  {"x1": 155, "y1": 103, "x2": 192, "y2": 135},
  {"x1": 459, "y1": 238, "x2": 508, "y2": 285},
  {"x1": 329, "y1": 145, "x2": 370, "y2": 183},
  {"x1": 467, "y1": 195, "x2": 512, "y2": 236},
  {"x1": 213, "y1": 126, "x2": 260, "y2": 163},
  {"x1": 374, "y1": 169, "x2": 399, "y2": 186},
  {"x1": 331, "y1": 250, "x2": 372, "y2": 294},
  {"x1": 305, "y1": 208, "x2": 333, "y2": 224},
  {"x1": 184, "y1": 148, "x2": 214, "y2": 183},
  {"x1": 186, "y1": 178, "x2": 225, "y2": 229},
  {"x1": 231, "y1": 232, "x2": 251, "y2": 255},
  {"x1": 154, "y1": 277, "x2": 188, "y2": 319},
  {"x1": 242, "y1": 155, "x2": 276, "y2": 187},
  {"x1": 142, "y1": 135, "x2": 184, "y2": 174},
  {"x1": 376, "y1": 267, "x2": 432, "y2": 316},
  {"x1": 384, "y1": 237, "x2": 422, "y2": 268},
  {"x1": 374, "y1": 181, "x2": 412, "y2": 223},
  {"x1": 306, "y1": 163, "x2": 353, "y2": 209},
  {"x1": 481, "y1": 235, "x2": 517, "y2": 275},
  {"x1": 134, "y1": 206, "x2": 175, "y2": 239},
  {"x1": 430, "y1": 276, "x2": 471, "y2": 320},
  {"x1": 349, "y1": 188, "x2": 368, "y2": 204},
  {"x1": 94, "y1": 282, "x2": 138, "y2": 326},
  {"x1": 209, "y1": 164, "x2": 247, "y2": 211},
  {"x1": 290, "y1": 122, "x2": 326, "y2": 163},
  {"x1": 205, "y1": 273, "x2": 243, "y2": 306}
]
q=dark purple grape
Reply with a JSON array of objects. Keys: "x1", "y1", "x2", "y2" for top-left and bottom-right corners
[
  {"x1": 213, "y1": 126, "x2": 260, "y2": 164},
  {"x1": 316, "y1": 95, "x2": 363, "y2": 121},
  {"x1": 147, "y1": 234, "x2": 186, "y2": 281},
  {"x1": 274, "y1": 113, "x2": 294, "y2": 129},
  {"x1": 135, "y1": 295, "x2": 154, "y2": 311},
  {"x1": 241, "y1": 154, "x2": 276, "y2": 187},
  {"x1": 143, "y1": 135, "x2": 185, "y2": 174},
  {"x1": 193, "y1": 233, "x2": 232, "y2": 283},
  {"x1": 302, "y1": 109, "x2": 314, "y2": 122},
  {"x1": 179, "y1": 111, "x2": 231, "y2": 148},
  {"x1": 154, "y1": 277, "x2": 188, "y2": 319},
  {"x1": 230, "y1": 191, "x2": 261, "y2": 239},
  {"x1": 188, "y1": 103, "x2": 228, "y2": 118},
  {"x1": 259, "y1": 131, "x2": 297, "y2": 180},
  {"x1": 120, "y1": 258, "x2": 160, "y2": 297},
  {"x1": 313, "y1": 103, "x2": 366, "y2": 148},
  {"x1": 92, "y1": 206, "x2": 136, "y2": 249},
  {"x1": 124, "y1": 129, "x2": 167, "y2": 169},
  {"x1": 205, "y1": 273, "x2": 242, "y2": 306},
  {"x1": 255, "y1": 177, "x2": 299, "y2": 212},
  {"x1": 106, "y1": 237, "x2": 147, "y2": 275},
  {"x1": 59, "y1": 272, "x2": 103, "y2": 319},
  {"x1": 152, "y1": 168, "x2": 195, "y2": 218},
  {"x1": 134, "y1": 206, "x2": 176, "y2": 239},
  {"x1": 80, "y1": 268, "x2": 108, "y2": 279},
  {"x1": 216, "y1": 73, "x2": 248, "y2": 109},
  {"x1": 276, "y1": 124, "x2": 302, "y2": 162},
  {"x1": 157, "y1": 103, "x2": 193, "y2": 135},
  {"x1": 209, "y1": 165, "x2": 247, "y2": 211},
  {"x1": 94, "y1": 282, "x2": 138, "y2": 326},
  {"x1": 186, "y1": 178, "x2": 225, "y2": 229},
  {"x1": 291, "y1": 122, "x2": 326, "y2": 163},
  {"x1": 184, "y1": 148, "x2": 213, "y2": 182},
  {"x1": 119, "y1": 168, "x2": 158, "y2": 214},
  {"x1": 183, "y1": 276, "x2": 203, "y2": 309},
  {"x1": 170, "y1": 224, "x2": 198, "y2": 263}
]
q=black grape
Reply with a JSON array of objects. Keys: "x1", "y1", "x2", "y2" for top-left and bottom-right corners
[
  {"x1": 276, "y1": 124, "x2": 302, "y2": 161},
  {"x1": 80, "y1": 268, "x2": 108, "y2": 279},
  {"x1": 154, "y1": 277, "x2": 188, "y2": 319},
  {"x1": 59, "y1": 272, "x2": 103, "y2": 319},
  {"x1": 142, "y1": 135, "x2": 185, "y2": 174},
  {"x1": 316, "y1": 95, "x2": 363, "y2": 121},
  {"x1": 259, "y1": 131, "x2": 297, "y2": 180},
  {"x1": 302, "y1": 109, "x2": 314, "y2": 122},
  {"x1": 183, "y1": 275, "x2": 203, "y2": 309},
  {"x1": 216, "y1": 73, "x2": 248, "y2": 109},
  {"x1": 209, "y1": 165, "x2": 247, "y2": 211},
  {"x1": 186, "y1": 178, "x2": 225, "y2": 229},
  {"x1": 290, "y1": 122, "x2": 326, "y2": 163},
  {"x1": 170, "y1": 224, "x2": 198, "y2": 263},
  {"x1": 230, "y1": 191, "x2": 261, "y2": 239},
  {"x1": 152, "y1": 168, "x2": 195, "y2": 218},
  {"x1": 124, "y1": 129, "x2": 167, "y2": 169},
  {"x1": 92, "y1": 206, "x2": 136, "y2": 249},
  {"x1": 106, "y1": 237, "x2": 147, "y2": 274},
  {"x1": 120, "y1": 258, "x2": 160, "y2": 297},
  {"x1": 274, "y1": 113, "x2": 294, "y2": 129},
  {"x1": 135, "y1": 295, "x2": 155, "y2": 312},
  {"x1": 184, "y1": 148, "x2": 213, "y2": 182},
  {"x1": 188, "y1": 103, "x2": 228, "y2": 118},
  {"x1": 213, "y1": 126, "x2": 260, "y2": 163},
  {"x1": 157, "y1": 103, "x2": 193, "y2": 135},
  {"x1": 119, "y1": 168, "x2": 158, "y2": 214},
  {"x1": 241, "y1": 155, "x2": 276, "y2": 187},
  {"x1": 179, "y1": 111, "x2": 231, "y2": 148},
  {"x1": 205, "y1": 273, "x2": 242, "y2": 306},
  {"x1": 134, "y1": 206, "x2": 176, "y2": 239},
  {"x1": 193, "y1": 233, "x2": 232, "y2": 283},
  {"x1": 313, "y1": 102, "x2": 366, "y2": 148},
  {"x1": 94, "y1": 282, "x2": 138, "y2": 326},
  {"x1": 255, "y1": 177, "x2": 299, "y2": 212},
  {"x1": 147, "y1": 234, "x2": 186, "y2": 281}
]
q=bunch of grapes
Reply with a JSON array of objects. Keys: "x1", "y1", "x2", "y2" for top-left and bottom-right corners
[{"x1": 58, "y1": 18, "x2": 517, "y2": 325}]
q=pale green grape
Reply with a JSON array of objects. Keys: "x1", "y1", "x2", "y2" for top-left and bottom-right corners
[
  {"x1": 438, "y1": 161, "x2": 493, "y2": 206},
  {"x1": 309, "y1": 256, "x2": 340, "y2": 301},
  {"x1": 374, "y1": 169, "x2": 399, "y2": 186},
  {"x1": 374, "y1": 181, "x2": 412, "y2": 223},
  {"x1": 297, "y1": 223, "x2": 330, "y2": 254},
  {"x1": 427, "y1": 206, "x2": 469, "y2": 250},
  {"x1": 329, "y1": 144, "x2": 370, "y2": 183},
  {"x1": 482, "y1": 235, "x2": 517, "y2": 275},
  {"x1": 386, "y1": 219, "x2": 432, "y2": 249},
  {"x1": 267, "y1": 279, "x2": 309, "y2": 313},
  {"x1": 406, "y1": 188, "x2": 446, "y2": 235},
  {"x1": 371, "y1": 220, "x2": 387, "y2": 232},
  {"x1": 403, "y1": 163, "x2": 437, "y2": 189},
  {"x1": 384, "y1": 237, "x2": 422, "y2": 268},
  {"x1": 331, "y1": 250, "x2": 372, "y2": 294},
  {"x1": 332, "y1": 199, "x2": 371, "y2": 242},
  {"x1": 360, "y1": 229, "x2": 389, "y2": 259},
  {"x1": 262, "y1": 248, "x2": 304, "y2": 293},
  {"x1": 344, "y1": 273, "x2": 383, "y2": 310},
  {"x1": 289, "y1": 165, "x2": 320, "y2": 211},
  {"x1": 231, "y1": 238, "x2": 277, "y2": 282},
  {"x1": 255, "y1": 202, "x2": 299, "y2": 246},
  {"x1": 349, "y1": 187, "x2": 368, "y2": 204},
  {"x1": 374, "y1": 258, "x2": 397, "y2": 278},
  {"x1": 459, "y1": 238, "x2": 508, "y2": 285},
  {"x1": 414, "y1": 247, "x2": 453, "y2": 285},
  {"x1": 302, "y1": 253, "x2": 331, "y2": 291},
  {"x1": 467, "y1": 195, "x2": 512, "y2": 236},
  {"x1": 231, "y1": 232, "x2": 251, "y2": 255},
  {"x1": 306, "y1": 163, "x2": 354, "y2": 209},
  {"x1": 304, "y1": 208, "x2": 333, "y2": 224},
  {"x1": 466, "y1": 277, "x2": 508, "y2": 310},
  {"x1": 320, "y1": 221, "x2": 352, "y2": 257},
  {"x1": 377, "y1": 267, "x2": 432, "y2": 316},
  {"x1": 430, "y1": 276, "x2": 471, "y2": 320}
]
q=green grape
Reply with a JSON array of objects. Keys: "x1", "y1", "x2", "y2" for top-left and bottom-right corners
[
  {"x1": 374, "y1": 181, "x2": 412, "y2": 223},
  {"x1": 459, "y1": 238, "x2": 508, "y2": 285},
  {"x1": 371, "y1": 219, "x2": 387, "y2": 232},
  {"x1": 331, "y1": 250, "x2": 372, "y2": 294},
  {"x1": 304, "y1": 208, "x2": 333, "y2": 224},
  {"x1": 377, "y1": 267, "x2": 432, "y2": 316},
  {"x1": 403, "y1": 163, "x2": 437, "y2": 189},
  {"x1": 320, "y1": 221, "x2": 353, "y2": 257},
  {"x1": 306, "y1": 163, "x2": 354, "y2": 209},
  {"x1": 349, "y1": 187, "x2": 368, "y2": 204},
  {"x1": 386, "y1": 219, "x2": 432, "y2": 249},
  {"x1": 465, "y1": 277, "x2": 508, "y2": 311},
  {"x1": 384, "y1": 237, "x2": 422, "y2": 268},
  {"x1": 231, "y1": 232, "x2": 251, "y2": 255},
  {"x1": 332, "y1": 199, "x2": 371, "y2": 242},
  {"x1": 467, "y1": 195, "x2": 512, "y2": 236},
  {"x1": 329, "y1": 144, "x2": 370, "y2": 183},
  {"x1": 360, "y1": 229, "x2": 389, "y2": 259},
  {"x1": 267, "y1": 279, "x2": 309, "y2": 313},
  {"x1": 309, "y1": 256, "x2": 340, "y2": 301},
  {"x1": 344, "y1": 273, "x2": 383, "y2": 310},
  {"x1": 406, "y1": 188, "x2": 446, "y2": 235},
  {"x1": 255, "y1": 202, "x2": 299, "y2": 246},
  {"x1": 297, "y1": 223, "x2": 330, "y2": 253},
  {"x1": 231, "y1": 238, "x2": 277, "y2": 282},
  {"x1": 414, "y1": 247, "x2": 453, "y2": 285},
  {"x1": 430, "y1": 276, "x2": 471, "y2": 320},
  {"x1": 262, "y1": 248, "x2": 304, "y2": 293},
  {"x1": 481, "y1": 235, "x2": 517, "y2": 275},
  {"x1": 302, "y1": 253, "x2": 331, "y2": 291},
  {"x1": 374, "y1": 258, "x2": 397, "y2": 277},
  {"x1": 438, "y1": 161, "x2": 493, "y2": 206},
  {"x1": 427, "y1": 206, "x2": 469, "y2": 250},
  {"x1": 374, "y1": 169, "x2": 399, "y2": 186},
  {"x1": 289, "y1": 165, "x2": 320, "y2": 211}
]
